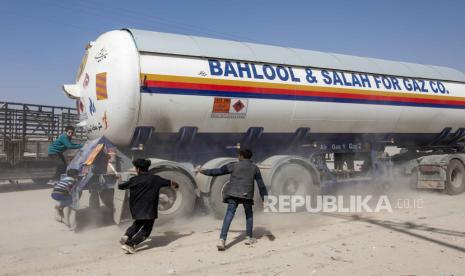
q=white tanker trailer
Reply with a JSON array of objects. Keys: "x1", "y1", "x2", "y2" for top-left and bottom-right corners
[{"x1": 63, "y1": 28, "x2": 465, "y2": 222}]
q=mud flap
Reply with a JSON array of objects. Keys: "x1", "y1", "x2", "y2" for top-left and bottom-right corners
[{"x1": 113, "y1": 172, "x2": 135, "y2": 224}]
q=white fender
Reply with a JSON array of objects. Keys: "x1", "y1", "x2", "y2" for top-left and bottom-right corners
[
  {"x1": 258, "y1": 155, "x2": 320, "y2": 188},
  {"x1": 147, "y1": 158, "x2": 198, "y2": 194}
]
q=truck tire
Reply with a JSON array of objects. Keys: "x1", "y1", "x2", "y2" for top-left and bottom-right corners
[
  {"x1": 270, "y1": 162, "x2": 320, "y2": 210},
  {"x1": 208, "y1": 175, "x2": 264, "y2": 219},
  {"x1": 208, "y1": 175, "x2": 229, "y2": 219},
  {"x1": 154, "y1": 169, "x2": 196, "y2": 223},
  {"x1": 445, "y1": 159, "x2": 465, "y2": 195}
]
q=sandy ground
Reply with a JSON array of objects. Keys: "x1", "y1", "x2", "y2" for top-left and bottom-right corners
[{"x1": 1, "y1": 182, "x2": 465, "y2": 276}]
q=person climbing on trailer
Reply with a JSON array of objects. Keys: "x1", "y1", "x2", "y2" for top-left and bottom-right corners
[{"x1": 47, "y1": 126, "x2": 83, "y2": 181}]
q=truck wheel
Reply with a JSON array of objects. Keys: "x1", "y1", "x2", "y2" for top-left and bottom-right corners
[
  {"x1": 154, "y1": 169, "x2": 196, "y2": 223},
  {"x1": 208, "y1": 175, "x2": 230, "y2": 219},
  {"x1": 446, "y1": 159, "x2": 465, "y2": 195},
  {"x1": 99, "y1": 189, "x2": 114, "y2": 209},
  {"x1": 270, "y1": 162, "x2": 320, "y2": 209},
  {"x1": 208, "y1": 175, "x2": 263, "y2": 219}
]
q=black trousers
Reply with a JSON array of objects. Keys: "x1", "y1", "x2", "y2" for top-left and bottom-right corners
[
  {"x1": 125, "y1": 219, "x2": 155, "y2": 246},
  {"x1": 49, "y1": 153, "x2": 67, "y2": 181}
]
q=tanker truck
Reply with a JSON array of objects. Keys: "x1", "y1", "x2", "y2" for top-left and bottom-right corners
[{"x1": 62, "y1": 28, "x2": 465, "y2": 223}]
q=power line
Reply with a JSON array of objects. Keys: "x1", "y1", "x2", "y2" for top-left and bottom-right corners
[{"x1": 44, "y1": 0, "x2": 260, "y2": 42}]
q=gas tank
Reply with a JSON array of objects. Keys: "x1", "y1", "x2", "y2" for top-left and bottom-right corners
[{"x1": 63, "y1": 29, "x2": 465, "y2": 147}]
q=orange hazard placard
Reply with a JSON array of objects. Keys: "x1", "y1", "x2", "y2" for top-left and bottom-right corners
[
  {"x1": 212, "y1": 97, "x2": 231, "y2": 113},
  {"x1": 96, "y1": 72, "x2": 108, "y2": 100}
]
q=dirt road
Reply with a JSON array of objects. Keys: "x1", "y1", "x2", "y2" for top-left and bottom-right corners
[{"x1": 1, "y1": 185, "x2": 464, "y2": 276}]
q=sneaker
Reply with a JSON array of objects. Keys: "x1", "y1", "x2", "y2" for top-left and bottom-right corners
[
  {"x1": 121, "y1": 244, "x2": 136, "y2": 254},
  {"x1": 244, "y1": 237, "x2": 257, "y2": 245},
  {"x1": 120, "y1": 235, "x2": 129, "y2": 245},
  {"x1": 217, "y1": 239, "x2": 226, "y2": 251}
]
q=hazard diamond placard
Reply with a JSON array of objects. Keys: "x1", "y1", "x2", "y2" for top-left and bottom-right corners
[{"x1": 211, "y1": 97, "x2": 248, "y2": 119}]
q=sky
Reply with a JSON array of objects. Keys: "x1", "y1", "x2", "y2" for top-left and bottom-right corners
[{"x1": 0, "y1": 0, "x2": 464, "y2": 107}]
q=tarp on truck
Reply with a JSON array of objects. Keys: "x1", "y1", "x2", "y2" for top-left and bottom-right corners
[
  {"x1": 66, "y1": 136, "x2": 115, "y2": 209},
  {"x1": 67, "y1": 136, "x2": 114, "y2": 172}
]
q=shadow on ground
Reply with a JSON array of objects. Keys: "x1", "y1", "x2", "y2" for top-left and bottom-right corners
[
  {"x1": 0, "y1": 181, "x2": 51, "y2": 193},
  {"x1": 326, "y1": 213, "x2": 465, "y2": 253},
  {"x1": 75, "y1": 207, "x2": 115, "y2": 232},
  {"x1": 137, "y1": 231, "x2": 195, "y2": 252},
  {"x1": 226, "y1": 226, "x2": 276, "y2": 249}
]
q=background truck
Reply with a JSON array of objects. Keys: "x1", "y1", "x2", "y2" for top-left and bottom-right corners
[
  {"x1": 61, "y1": 28, "x2": 465, "y2": 223},
  {"x1": 0, "y1": 101, "x2": 84, "y2": 184}
]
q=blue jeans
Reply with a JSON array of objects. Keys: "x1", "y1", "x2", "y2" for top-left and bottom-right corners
[
  {"x1": 220, "y1": 199, "x2": 253, "y2": 240},
  {"x1": 51, "y1": 192, "x2": 72, "y2": 207}
]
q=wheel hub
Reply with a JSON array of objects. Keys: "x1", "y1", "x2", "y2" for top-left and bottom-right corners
[{"x1": 158, "y1": 188, "x2": 182, "y2": 214}]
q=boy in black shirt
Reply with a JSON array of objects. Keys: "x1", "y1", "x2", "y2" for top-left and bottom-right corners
[{"x1": 118, "y1": 159, "x2": 179, "y2": 254}]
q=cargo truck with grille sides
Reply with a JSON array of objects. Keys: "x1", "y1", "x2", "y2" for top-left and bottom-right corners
[{"x1": 0, "y1": 102, "x2": 83, "y2": 184}]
